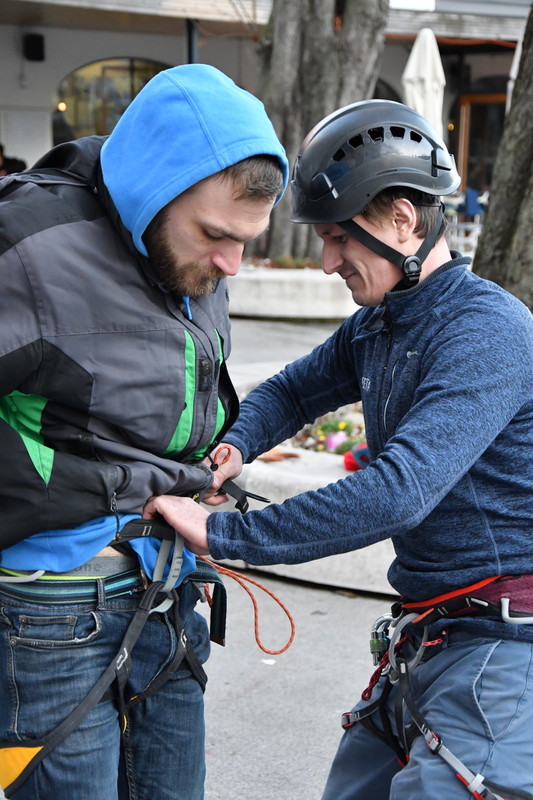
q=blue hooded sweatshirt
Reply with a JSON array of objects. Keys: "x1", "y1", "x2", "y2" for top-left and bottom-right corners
[{"x1": 100, "y1": 64, "x2": 289, "y2": 256}]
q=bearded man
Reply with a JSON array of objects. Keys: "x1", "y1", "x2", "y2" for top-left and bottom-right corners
[{"x1": 0, "y1": 64, "x2": 287, "y2": 800}]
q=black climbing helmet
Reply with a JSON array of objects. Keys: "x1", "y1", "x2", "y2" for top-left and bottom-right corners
[{"x1": 290, "y1": 99, "x2": 460, "y2": 224}]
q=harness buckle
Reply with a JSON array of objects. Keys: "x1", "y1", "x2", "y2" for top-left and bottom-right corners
[
  {"x1": 423, "y1": 728, "x2": 442, "y2": 754},
  {"x1": 218, "y1": 478, "x2": 270, "y2": 514},
  {"x1": 500, "y1": 597, "x2": 533, "y2": 625},
  {"x1": 341, "y1": 711, "x2": 357, "y2": 729}
]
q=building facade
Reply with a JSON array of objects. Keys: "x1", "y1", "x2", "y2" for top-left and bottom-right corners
[{"x1": 0, "y1": 0, "x2": 529, "y2": 189}]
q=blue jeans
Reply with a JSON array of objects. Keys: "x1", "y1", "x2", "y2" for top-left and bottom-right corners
[
  {"x1": 322, "y1": 628, "x2": 533, "y2": 799},
  {"x1": 0, "y1": 580, "x2": 210, "y2": 799}
]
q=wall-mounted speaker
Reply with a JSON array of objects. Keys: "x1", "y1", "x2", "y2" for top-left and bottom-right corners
[{"x1": 23, "y1": 33, "x2": 45, "y2": 62}]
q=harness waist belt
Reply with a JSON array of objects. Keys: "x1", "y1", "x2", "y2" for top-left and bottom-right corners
[{"x1": 400, "y1": 574, "x2": 533, "y2": 626}]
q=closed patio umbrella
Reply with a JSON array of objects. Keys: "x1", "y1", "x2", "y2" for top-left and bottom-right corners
[{"x1": 401, "y1": 27, "x2": 445, "y2": 138}]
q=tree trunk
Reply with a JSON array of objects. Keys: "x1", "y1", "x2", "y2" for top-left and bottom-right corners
[
  {"x1": 472, "y1": 6, "x2": 533, "y2": 309},
  {"x1": 251, "y1": 0, "x2": 389, "y2": 261}
]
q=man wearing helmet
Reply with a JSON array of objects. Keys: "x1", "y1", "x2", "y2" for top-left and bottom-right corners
[
  {"x1": 290, "y1": 99, "x2": 460, "y2": 294},
  {"x1": 145, "y1": 101, "x2": 533, "y2": 798}
]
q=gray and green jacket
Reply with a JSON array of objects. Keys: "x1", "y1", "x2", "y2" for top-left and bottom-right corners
[{"x1": 0, "y1": 136, "x2": 238, "y2": 550}]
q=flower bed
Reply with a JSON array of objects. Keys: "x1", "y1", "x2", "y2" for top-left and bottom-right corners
[{"x1": 290, "y1": 403, "x2": 366, "y2": 455}]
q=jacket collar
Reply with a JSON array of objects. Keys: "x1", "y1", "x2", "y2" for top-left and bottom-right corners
[
  {"x1": 355, "y1": 255, "x2": 471, "y2": 336},
  {"x1": 23, "y1": 136, "x2": 229, "y2": 316},
  {"x1": 384, "y1": 255, "x2": 471, "y2": 324}
]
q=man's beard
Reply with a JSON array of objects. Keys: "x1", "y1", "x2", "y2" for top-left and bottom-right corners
[{"x1": 144, "y1": 226, "x2": 223, "y2": 299}]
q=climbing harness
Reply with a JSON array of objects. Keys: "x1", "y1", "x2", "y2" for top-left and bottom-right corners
[
  {"x1": 341, "y1": 575, "x2": 533, "y2": 800},
  {"x1": 0, "y1": 481, "x2": 294, "y2": 797},
  {"x1": 0, "y1": 520, "x2": 205, "y2": 796}
]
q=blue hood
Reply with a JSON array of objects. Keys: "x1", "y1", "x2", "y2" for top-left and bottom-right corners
[{"x1": 100, "y1": 64, "x2": 288, "y2": 256}]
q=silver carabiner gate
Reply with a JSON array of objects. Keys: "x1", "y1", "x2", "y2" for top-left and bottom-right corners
[{"x1": 387, "y1": 612, "x2": 429, "y2": 683}]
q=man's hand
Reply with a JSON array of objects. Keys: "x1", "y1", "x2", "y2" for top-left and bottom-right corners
[
  {"x1": 143, "y1": 495, "x2": 210, "y2": 555},
  {"x1": 201, "y1": 443, "x2": 243, "y2": 506}
]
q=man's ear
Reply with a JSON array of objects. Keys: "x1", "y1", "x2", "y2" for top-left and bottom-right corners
[{"x1": 391, "y1": 198, "x2": 417, "y2": 243}]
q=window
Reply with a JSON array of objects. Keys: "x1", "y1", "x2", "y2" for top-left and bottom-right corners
[
  {"x1": 448, "y1": 76, "x2": 509, "y2": 192},
  {"x1": 53, "y1": 58, "x2": 169, "y2": 143}
]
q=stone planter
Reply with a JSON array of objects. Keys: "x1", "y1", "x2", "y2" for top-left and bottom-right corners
[{"x1": 228, "y1": 264, "x2": 357, "y2": 320}]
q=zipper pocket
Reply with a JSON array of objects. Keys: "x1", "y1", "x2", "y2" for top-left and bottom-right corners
[{"x1": 109, "y1": 465, "x2": 131, "y2": 534}]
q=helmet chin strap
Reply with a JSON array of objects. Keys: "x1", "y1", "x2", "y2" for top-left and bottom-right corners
[{"x1": 339, "y1": 206, "x2": 444, "y2": 289}]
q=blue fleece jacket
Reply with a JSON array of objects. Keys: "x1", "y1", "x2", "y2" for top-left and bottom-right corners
[{"x1": 207, "y1": 259, "x2": 533, "y2": 609}]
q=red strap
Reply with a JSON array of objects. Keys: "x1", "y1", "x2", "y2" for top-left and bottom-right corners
[{"x1": 402, "y1": 575, "x2": 506, "y2": 612}]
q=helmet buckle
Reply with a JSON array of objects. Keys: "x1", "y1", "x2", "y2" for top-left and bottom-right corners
[{"x1": 402, "y1": 255, "x2": 422, "y2": 285}]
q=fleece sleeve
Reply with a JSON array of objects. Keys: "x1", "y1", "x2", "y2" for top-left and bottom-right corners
[{"x1": 207, "y1": 298, "x2": 533, "y2": 566}]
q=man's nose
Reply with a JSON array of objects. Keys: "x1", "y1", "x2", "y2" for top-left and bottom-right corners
[
  {"x1": 321, "y1": 241, "x2": 343, "y2": 275},
  {"x1": 211, "y1": 243, "x2": 244, "y2": 276}
]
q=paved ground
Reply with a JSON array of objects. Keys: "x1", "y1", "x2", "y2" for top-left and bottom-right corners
[
  {"x1": 227, "y1": 317, "x2": 340, "y2": 395},
  {"x1": 200, "y1": 571, "x2": 394, "y2": 800},
  {"x1": 229, "y1": 317, "x2": 339, "y2": 364}
]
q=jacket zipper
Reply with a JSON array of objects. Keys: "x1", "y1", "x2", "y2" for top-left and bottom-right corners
[
  {"x1": 164, "y1": 296, "x2": 221, "y2": 459},
  {"x1": 110, "y1": 466, "x2": 131, "y2": 535},
  {"x1": 383, "y1": 360, "x2": 399, "y2": 438},
  {"x1": 377, "y1": 307, "x2": 393, "y2": 446}
]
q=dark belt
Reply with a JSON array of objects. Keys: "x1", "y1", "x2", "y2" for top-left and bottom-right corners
[{"x1": 0, "y1": 553, "x2": 145, "y2": 604}]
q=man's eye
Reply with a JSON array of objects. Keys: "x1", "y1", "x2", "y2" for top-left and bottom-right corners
[{"x1": 205, "y1": 231, "x2": 223, "y2": 241}]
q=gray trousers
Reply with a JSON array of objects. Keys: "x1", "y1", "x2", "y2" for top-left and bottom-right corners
[{"x1": 322, "y1": 629, "x2": 533, "y2": 800}]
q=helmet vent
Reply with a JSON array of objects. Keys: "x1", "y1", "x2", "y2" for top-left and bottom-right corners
[
  {"x1": 333, "y1": 148, "x2": 346, "y2": 162},
  {"x1": 349, "y1": 134, "x2": 363, "y2": 149},
  {"x1": 368, "y1": 127, "x2": 385, "y2": 142},
  {"x1": 390, "y1": 126, "x2": 405, "y2": 138},
  {"x1": 410, "y1": 131, "x2": 422, "y2": 143}
]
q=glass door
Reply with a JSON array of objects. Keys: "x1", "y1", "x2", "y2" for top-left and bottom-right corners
[{"x1": 456, "y1": 93, "x2": 506, "y2": 192}]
